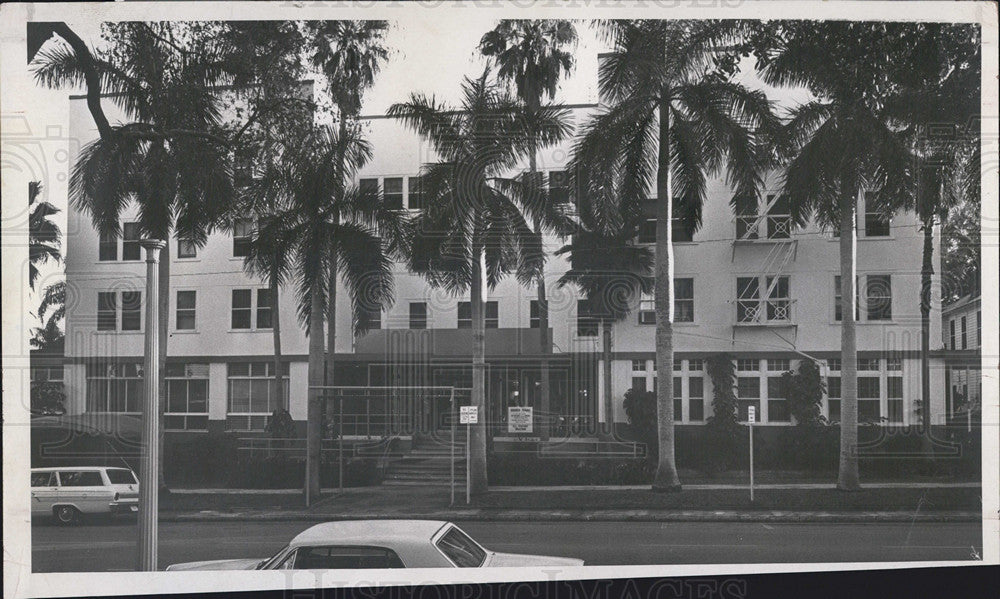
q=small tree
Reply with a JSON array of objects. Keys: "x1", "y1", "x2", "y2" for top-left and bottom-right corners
[
  {"x1": 622, "y1": 387, "x2": 657, "y2": 466},
  {"x1": 31, "y1": 381, "x2": 66, "y2": 416},
  {"x1": 704, "y1": 353, "x2": 740, "y2": 472},
  {"x1": 780, "y1": 359, "x2": 826, "y2": 427}
]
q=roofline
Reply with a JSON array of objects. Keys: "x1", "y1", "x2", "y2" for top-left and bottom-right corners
[
  {"x1": 358, "y1": 102, "x2": 599, "y2": 121},
  {"x1": 942, "y1": 294, "x2": 981, "y2": 316}
]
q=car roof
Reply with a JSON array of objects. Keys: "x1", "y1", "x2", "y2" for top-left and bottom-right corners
[
  {"x1": 32, "y1": 467, "x2": 116, "y2": 472},
  {"x1": 289, "y1": 520, "x2": 451, "y2": 548}
]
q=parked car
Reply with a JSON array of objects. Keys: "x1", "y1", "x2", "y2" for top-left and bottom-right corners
[
  {"x1": 30, "y1": 466, "x2": 139, "y2": 524},
  {"x1": 166, "y1": 520, "x2": 584, "y2": 570}
]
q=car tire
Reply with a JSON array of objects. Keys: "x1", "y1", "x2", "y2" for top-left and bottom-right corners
[{"x1": 53, "y1": 505, "x2": 80, "y2": 525}]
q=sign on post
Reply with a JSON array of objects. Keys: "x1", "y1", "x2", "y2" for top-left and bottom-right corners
[
  {"x1": 460, "y1": 406, "x2": 478, "y2": 424},
  {"x1": 747, "y1": 405, "x2": 756, "y2": 423},
  {"x1": 507, "y1": 406, "x2": 533, "y2": 434}
]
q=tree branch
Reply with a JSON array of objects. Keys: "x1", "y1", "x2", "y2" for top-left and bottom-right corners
[{"x1": 51, "y1": 23, "x2": 112, "y2": 140}]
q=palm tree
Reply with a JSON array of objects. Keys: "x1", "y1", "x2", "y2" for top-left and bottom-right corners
[
  {"x1": 31, "y1": 281, "x2": 67, "y2": 352},
  {"x1": 257, "y1": 124, "x2": 402, "y2": 504},
  {"x1": 753, "y1": 21, "x2": 927, "y2": 490},
  {"x1": 308, "y1": 21, "x2": 390, "y2": 391},
  {"x1": 573, "y1": 20, "x2": 776, "y2": 491},
  {"x1": 555, "y1": 214, "x2": 653, "y2": 438},
  {"x1": 480, "y1": 19, "x2": 577, "y2": 440},
  {"x1": 28, "y1": 181, "x2": 61, "y2": 290},
  {"x1": 389, "y1": 72, "x2": 571, "y2": 494}
]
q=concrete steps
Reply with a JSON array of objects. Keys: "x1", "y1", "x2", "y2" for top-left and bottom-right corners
[{"x1": 382, "y1": 429, "x2": 469, "y2": 487}]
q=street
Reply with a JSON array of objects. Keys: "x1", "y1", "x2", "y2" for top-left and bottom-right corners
[{"x1": 31, "y1": 519, "x2": 982, "y2": 572}]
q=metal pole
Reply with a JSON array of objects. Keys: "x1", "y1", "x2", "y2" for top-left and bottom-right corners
[
  {"x1": 137, "y1": 239, "x2": 164, "y2": 571},
  {"x1": 339, "y1": 398, "x2": 344, "y2": 492},
  {"x1": 466, "y1": 423, "x2": 471, "y2": 505},
  {"x1": 749, "y1": 421, "x2": 754, "y2": 503},
  {"x1": 450, "y1": 391, "x2": 455, "y2": 507}
]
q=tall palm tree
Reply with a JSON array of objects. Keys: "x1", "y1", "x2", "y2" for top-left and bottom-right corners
[
  {"x1": 257, "y1": 124, "x2": 402, "y2": 504},
  {"x1": 480, "y1": 19, "x2": 577, "y2": 440},
  {"x1": 754, "y1": 21, "x2": 924, "y2": 490},
  {"x1": 31, "y1": 281, "x2": 67, "y2": 352},
  {"x1": 28, "y1": 181, "x2": 61, "y2": 290},
  {"x1": 573, "y1": 20, "x2": 776, "y2": 491},
  {"x1": 389, "y1": 72, "x2": 571, "y2": 494},
  {"x1": 308, "y1": 21, "x2": 390, "y2": 391}
]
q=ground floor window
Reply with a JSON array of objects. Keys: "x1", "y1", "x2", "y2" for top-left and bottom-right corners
[
  {"x1": 227, "y1": 361, "x2": 289, "y2": 431},
  {"x1": 165, "y1": 363, "x2": 210, "y2": 430},
  {"x1": 85, "y1": 361, "x2": 142, "y2": 413}
]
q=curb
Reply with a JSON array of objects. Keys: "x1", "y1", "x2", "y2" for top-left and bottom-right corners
[{"x1": 161, "y1": 510, "x2": 980, "y2": 523}]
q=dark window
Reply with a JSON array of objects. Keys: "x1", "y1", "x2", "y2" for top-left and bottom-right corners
[
  {"x1": 887, "y1": 399, "x2": 904, "y2": 423},
  {"x1": 292, "y1": 546, "x2": 405, "y2": 570},
  {"x1": 231, "y1": 289, "x2": 252, "y2": 329},
  {"x1": 735, "y1": 194, "x2": 759, "y2": 240},
  {"x1": 360, "y1": 178, "x2": 379, "y2": 200},
  {"x1": 766, "y1": 194, "x2": 792, "y2": 239},
  {"x1": 672, "y1": 218, "x2": 693, "y2": 242},
  {"x1": 31, "y1": 472, "x2": 56, "y2": 487},
  {"x1": 737, "y1": 376, "x2": 760, "y2": 421},
  {"x1": 457, "y1": 302, "x2": 472, "y2": 329},
  {"x1": 122, "y1": 222, "x2": 142, "y2": 261},
  {"x1": 859, "y1": 400, "x2": 881, "y2": 422},
  {"x1": 675, "y1": 278, "x2": 694, "y2": 322},
  {"x1": 631, "y1": 377, "x2": 647, "y2": 393},
  {"x1": 638, "y1": 219, "x2": 656, "y2": 244},
  {"x1": 384, "y1": 177, "x2": 404, "y2": 209},
  {"x1": 865, "y1": 211, "x2": 890, "y2": 237},
  {"x1": 106, "y1": 469, "x2": 137, "y2": 484},
  {"x1": 457, "y1": 301, "x2": 497, "y2": 329},
  {"x1": 121, "y1": 291, "x2": 141, "y2": 331},
  {"x1": 256, "y1": 289, "x2": 273, "y2": 329},
  {"x1": 736, "y1": 277, "x2": 760, "y2": 323},
  {"x1": 950, "y1": 319, "x2": 956, "y2": 350},
  {"x1": 409, "y1": 302, "x2": 428, "y2": 329},
  {"x1": 549, "y1": 170, "x2": 570, "y2": 205},
  {"x1": 887, "y1": 376, "x2": 903, "y2": 399},
  {"x1": 233, "y1": 219, "x2": 253, "y2": 258},
  {"x1": 59, "y1": 471, "x2": 103, "y2": 487},
  {"x1": 858, "y1": 376, "x2": 881, "y2": 399},
  {"x1": 99, "y1": 230, "x2": 117, "y2": 261},
  {"x1": 961, "y1": 316, "x2": 967, "y2": 349},
  {"x1": 576, "y1": 300, "x2": 599, "y2": 337},
  {"x1": 767, "y1": 376, "x2": 790, "y2": 422},
  {"x1": 866, "y1": 275, "x2": 892, "y2": 320},
  {"x1": 828, "y1": 399, "x2": 841, "y2": 421},
  {"x1": 485, "y1": 301, "x2": 498, "y2": 328},
  {"x1": 737, "y1": 359, "x2": 759, "y2": 372},
  {"x1": 436, "y1": 526, "x2": 487, "y2": 567},
  {"x1": 766, "y1": 276, "x2": 791, "y2": 321},
  {"x1": 97, "y1": 292, "x2": 117, "y2": 331},
  {"x1": 827, "y1": 376, "x2": 841, "y2": 398},
  {"x1": 407, "y1": 176, "x2": 425, "y2": 210},
  {"x1": 690, "y1": 376, "x2": 704, "y2": 421},
  {"x1": 673, "y1": 376, "x2": 683, "y2": 399},
  {"x1": 176, "y1": 290, "x2": 196, "y2": 330},
  {"x1": 359, "y1": 306, "x2": 381, "y2": 331},
  {"x1": 530, "y1": 299, "x2": 546, "y2": 329},
  {"x1": 177, "y1": 238, "x2": 197, "y2": 259}
]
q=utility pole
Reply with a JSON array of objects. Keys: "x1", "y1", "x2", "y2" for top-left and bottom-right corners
[{"x1": 137, "y1": 239, "x2": 164, "y2": 571}]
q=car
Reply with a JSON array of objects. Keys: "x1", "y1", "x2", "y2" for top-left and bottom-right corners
[
  {"x1": 30, "y1": 466, "x2": 139, "y2": 524},
  {"x1": 165, "y1": 520, "x2": 584, "y2": 570}
]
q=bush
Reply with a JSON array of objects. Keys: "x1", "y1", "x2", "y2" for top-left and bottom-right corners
[
  {"x1": 31, "y1": 381, "x2": 66, "y2": 415},
  {"x1": 703, "y1": 353, "x2": 741, "y2": 472},
  {"x1": 622, "y1": 387, "x2": 657, "y2": 464},
  {"x1": 489, "y1": 454, "x2": 652, "y2": 486}
]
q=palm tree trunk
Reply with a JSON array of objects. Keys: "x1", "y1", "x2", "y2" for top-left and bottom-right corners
[
  {"x1": 837, "y1": 186, "x2": 861, "y2": 491},
  {"x1": 529, "y1": 140, "x2": 552, "y2": 442},
  {"x1": 305, "y1": 288, "x2": 325, "y2": 505},
  {"x1": 919, "y1": 215, "x2": 936, "y2": 461},
  {"x1": 652, "y1": 97, "x2": 681, "y2": 492},
  {"x1": 271, "y1": 271, "x2": 284, "y2": 410},
  {"x1": 469, "y1": 241, "x2": 489, "y2": 495},
  {"x1": 156, "y1": 237, "x2": 169, "y2": 492},
  {"x1": 325, "y1": 260, "x2": 338, "y2": 391}
]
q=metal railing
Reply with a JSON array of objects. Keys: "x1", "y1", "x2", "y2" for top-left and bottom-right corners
[
  {"x1": 735, "y1": 298, "x2": 796, "y2": 324},
  {"x1": 735, "y1": 214, "x2": 793, "y2": 240}
]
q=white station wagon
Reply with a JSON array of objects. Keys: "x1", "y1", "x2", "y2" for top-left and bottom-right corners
[
  {"x1": 166, "y1": 520, "x2": 584, "y2": 570},
  {"x1": 30, "y1": 466, "x2": 139, "y2": 524}
]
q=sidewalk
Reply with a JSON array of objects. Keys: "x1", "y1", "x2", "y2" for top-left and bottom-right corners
[{"x1": 160, "y1": 481, "x2": 982, "y2": 523}]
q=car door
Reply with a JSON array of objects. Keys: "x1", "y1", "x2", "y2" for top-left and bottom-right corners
[
  {"x1": 57, "y1": 470, "x2": 105, "y2": 514},
  {"x1": 30, "y1": 471, "x2": 58, "y2": 515}
]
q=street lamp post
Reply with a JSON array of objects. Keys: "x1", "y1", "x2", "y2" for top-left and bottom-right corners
[{"x1": 137, "y1": 238, "x2": 165, "y2": 571}]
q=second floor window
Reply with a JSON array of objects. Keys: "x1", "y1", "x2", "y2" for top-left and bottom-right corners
[
  {"x1": 638, "y1": 293, "x2": 655, "y2": 325},
  {"x1": 961, "y1": 315, "x2": 967, "y2": 349},
  {"x1": 97, "y1": 290, "x2": 141, "y2": 331},
  {"x1": 737, "y1": 276, "x2": 790, "y2": 323},
  {"x1": 99, "y1": 230, "x2": 118, "y2": 261},
  {"x1": 122, "y1": 223, "x2": 142, "y2": 261},
  {"x1": 549, "y1": 170, "x2": 570, "y2": 205},
  {"x1": 675, "y1": 278, "x2": 694, "y2": 322},
  {"x1": 576, "y1": 299, "x2": 599, "y2": 337},
  {"x1": 176, "y1": 290, "x2": 196, "y2": 330},
  {"x1": 231, "y1": 289, "x2": 271, "y2": 330},
  {"x1": 177, "y1": 237, "x2": 197, "y2": 259},
  {"x1": 457, "y1": 301, "x2": 498, "y2": 329},
  {"x1": 233, "y1": 219, "x2": 253, "y2": 258},
  {"x1": 865, "y1": 275, "x2": 892, "y2": 321},
  {"x1": 530, "y1": 299, "x2": 547, "y2": 328},
  {"x1": 864, "y1": 211, "x2": 891, "y2": 237},
  {"x1": 384, "y1": 177, "x2": 404, "y2": 210},
  {"x1": 407, "y1": 176, "x2": 425, "y2": 210},
  {"x1": 409, "y1": 302, "x2": 428, "y2": 329}
]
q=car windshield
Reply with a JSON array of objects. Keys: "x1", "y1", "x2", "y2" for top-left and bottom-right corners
[
  {"x1": 257, "y1": 546, "x2": 291, "y2": 570},
  {"x1": 106, "y1": 469, "x2": 137, "y2": 484},
  {"x1": 435, "y1": 526, "x2": 487, "y2": 567}
]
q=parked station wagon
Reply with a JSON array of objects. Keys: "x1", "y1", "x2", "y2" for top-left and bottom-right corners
[
  {"x1": 166, "y1": 520, "x2": 584, "y2": 570},
  {"x1": 30, "y1": 467, "x2": 139, "y2": 524}
]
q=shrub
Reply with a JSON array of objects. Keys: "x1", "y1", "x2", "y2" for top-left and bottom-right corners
[
  {"x1": 703, "y1": 353, "x2": 741, "y2": 472},
  {"x1": 780, "y1": 359, "x2": 826, "y2": 427},
  {"x1": 622, "y1": 387, "x2": 657, "y2": 464},
  {"x1": 30, "y1": 381, "x2": 66, "y2": 415}
]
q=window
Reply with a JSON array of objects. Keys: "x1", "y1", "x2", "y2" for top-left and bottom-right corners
[
  {"x1": 834, "y1": 276, "x2": 860, "y2": 321},
  {"x1": 30, "y1": 366, "x2": 64, "y2": 382},
  {"x1": 768, "y1": 359, "x2": 790, "y2": 372},
  {"x1": 122, "y1": 222, "x2": 142, "y2": 261},
  {"x1": 529, "y1": 299, "x2": 547, "y2": 329},
  {"x1": 950, "y1": 319, "x2": 957, "y2": 350},
  {"x1": 576, "y1": 300, "x2": 598, "y2": 337},
  {"x1": 887, "y1": 376, "x2": 903, "y2": 424},
  {"x1": 233, "y1": 219, "x2": 253, "y2": 257},
  {"x1": 638, "y1": 219, "x2": 656, "y2": 244},
  {"x1": 736, "y1": 276, "x2": 790, "y2": 323},
  {"x1": 457, "y1": 301, "x2": 498, "y2": 329},
  {"x1": 384, "y1": 177, "x2": 404, "y2": 210},
  {"x1": 689, "y1": 376, "x2": 704, "y2": 421},
  {"x1": 688, "y1": 359, "x2": 703, "y2": 371},
  {"x1": 631, "y1": 377, "x2": 647, "y2": 392},
  {"x1": 358, "y1": 306, "x2": 381, "y2": 331},
  {"x1": 360, "y1": 178, "x2": 379, "y2": 199},
  {"x1": 409, "y1": 302, "x2": 428, "y2": 329},
  {"x1": 886, "y1": 357, "x2": 902, "y2": 371},
  {"x1": 827, "y1": 376, "x2": 841, "y2": 421},
  {"x1": 632, "y1": 360, "x2": 646, "y2": 372},
  {"x1": 735, "y1": 194, "x2": 758, "y2": 240},
  {"x1": 231, "y1": 289, "x2": 253, "y2": 329},
  {"x1": 407, "y1": 176, "x2": 425, "y2": 210},
  {"x1": 866, "y1": 275, "x2": 892, "y2": 320},
  {"x1": 549, "y1": 170, "x2": 570, "y2": 205},
  {"x1": 256, "y1": 289, "x2": 273, "y2": 329},
  {"x1": 59, "y1": 471, "x2": 103, "y2": 487},
  {"x1": 737, "y1": 359, "x2": 759, "y2": 372},
  {"x1": 176, "y1": 291, "x2": 196, "y2": 330},
  {"x1": 436, "y1": 526, "x2": 487, "y2": 567},
  {"x1": 673, "y1": 377, "x2": 683, "y2": 417},
  {"x1": 97, "y1": 292, "x2": 117, "y2": 331},
  {"x1": 961, "y1": 316, "x2": 967, "y2": 349},
  {"x1": 226, "y1": 362, "x2": 289, "y2": 431},
  {"x1": 177, "y1": 237, "x2": 197, "y2": 259},
  {"x1": 291, "y1": 546, "x2": 405, "y2": 570},
  {"x1": 638, "y1": 292, "x2": 655, "y2": 325},
  {"x1": 32, "y1": 472, "x2": 56, "y2": 487},
  {"x1": 765, "y1": 276, "x2": 791, "y2": 321},
  {"x1": 864, "y1": 210, "x2": 891, "y2": 237},
  {"x1": 637, "y1": 213, "x2": 693, "y2": 243},
  {"x1": 737, "y1": 376, "x2": 760, "y2": 421},
  {"x1": 99, "y1": 230, "x2": 118, "y2": 261},
  {"x1": 736, "y1": 277, "x2": 760, "y2": 323},
  {"x1": 858, "y1": 376, "x2": 881, "y2": 422},
  {"x1": 858, "y1": 358, "x2": 880, "y2": 371},
  {"x1": 106, "y1": 469, "x2": 137, "y2": 484},
  {"x1": 767, "y1": 376, "x2": 790, "y2": 422},
  {"x1": 765, "y1": 194, "x2": 792, "y2": 239},
  {"x1": 827, "y1": 359, "x2": 841, "y2": 372},
  {"x1": 165, "y1": 363, "x2": 209, "y2": 430},
  {"x1": 121, "y1": 291, "x2": 142, "y2": 331},
  {"x1": 86, "y1": 362, "x2": 142, "y2": 413},
  {"x1": 675, "y1": 278, "x2": 694, "y2": 322},
  {"x1": 673, "y1": 359, "x2": 683, "y2": 371}
]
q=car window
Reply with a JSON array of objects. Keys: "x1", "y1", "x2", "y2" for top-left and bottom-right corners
[
  {"x1": 435, "y1": 526, "x2": 486, "y2": 567},
  {"x1": 31, "y1": 472, "x2": 55, "y2": 487},
  {"x1": 58, "y1": 471, "x2": 104, "y2": 486},
  {"x1": 292, "y1": 546, "x2": 405, "y2": 570},
  {"x1": 106, "y1": 469, "x2": 137, "y2": 484}
]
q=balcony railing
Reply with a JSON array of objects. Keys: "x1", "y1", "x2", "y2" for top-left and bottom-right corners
[
  {"x1": 735, "y1": 214, "x2": 793, "y2": 241},
  {"x1": 735, "y1": 298, "x2": 797, "y2": 325}
]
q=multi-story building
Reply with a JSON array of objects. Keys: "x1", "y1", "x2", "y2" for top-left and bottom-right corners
[
  {"x1": 60, "y1": 83, "x2": 947, "y2": 455},
  {"x1": 941, "y1": 294, "x2": 982, "y2": 419}
]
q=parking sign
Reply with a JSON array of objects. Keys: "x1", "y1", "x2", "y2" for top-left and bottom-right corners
[{"x1": 460, "y1": 406, "x2": 478, "y2": 424}]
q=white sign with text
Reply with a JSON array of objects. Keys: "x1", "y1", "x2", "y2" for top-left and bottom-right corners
[{"x1": 507, "y1": 406, "x2": 533, "y2": 433}]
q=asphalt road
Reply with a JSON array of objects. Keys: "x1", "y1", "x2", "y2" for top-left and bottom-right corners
[{"x1": 31, "y1": 519, "x2": 982, "y2": 572}]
